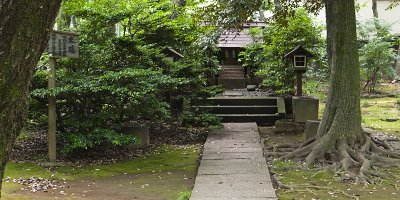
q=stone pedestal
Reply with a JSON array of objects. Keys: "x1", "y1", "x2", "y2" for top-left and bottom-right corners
[
  {"x1": 246, "y1": 85, "x2": 257, "y2": 91},
  {"x1": 304, "y1": 120, "x2": 320, "y2": 140},
  {"x1": 123, "y1": 125, "x2": 150, "y2": 148},
  {"x1": 292, "y1": 96, "x2": 319, "y2": 123},
  {"x1": 275, "y1": 120, "x2": 304, "y2": 135}
]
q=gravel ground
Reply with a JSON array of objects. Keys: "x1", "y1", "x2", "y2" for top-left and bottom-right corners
[{"x1": 217, "y1": 88, "x2": 275, "y2": 97}]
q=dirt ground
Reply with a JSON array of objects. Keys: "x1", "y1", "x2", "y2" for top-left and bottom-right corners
[{"x1": 5, "y1": 171, "x2": 195, "y2": 200}]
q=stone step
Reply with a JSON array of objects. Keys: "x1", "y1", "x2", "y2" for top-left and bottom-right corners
[
  {"x1": 219, "y1": 74, "x2": 244, "y2": 78},
  {"x1": 198, "y1": 105, "x2": 278, "y2": 114},
  {"x1": 216, "y1": 114, "x2": 280, "y2": 124},
  {"x1": 220, "y1": 70, "x2": 243, "y2": 74},
  {"x1": 221, "y1": 65, "x2": 242, "y2": 68},
  {"x1": 221, "y1": 68, "x2": 243, "y2": 72},
  {"x1": 207, "y1": 97, "x2": 279, "y2": 106},
  {"x1": 219, "y1": 78, "x2": 246, "y2": 89},
  {"x1": 219, "y1": 72, "x2": 244, "y2": 75},
  {"x1": 219, "y1": 75, "x2": 245, "y2": 79}
]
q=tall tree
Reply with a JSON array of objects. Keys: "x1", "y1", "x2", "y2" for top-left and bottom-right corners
[
  {"x1": 281, "y1": 0, "x2": 400, "y2": 183},
  {"x1": 0, "y1": 0, "x2": 61, "y2": 194}
]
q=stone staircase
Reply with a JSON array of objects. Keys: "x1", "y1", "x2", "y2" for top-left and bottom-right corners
[
  {"x1": 218, "y1": 65, "x2": 246, "y2": 89},
  {"x1": 200, "y1": 96, "x2": 286, "y2": 125}
]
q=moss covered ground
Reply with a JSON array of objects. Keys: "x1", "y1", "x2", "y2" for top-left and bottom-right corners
[
  {"x1": 2, "y1": 145, "x2": 200, "y2": 199},
  {"x1": 275, "y1": 160, "x2": 400, "y2": 200}
]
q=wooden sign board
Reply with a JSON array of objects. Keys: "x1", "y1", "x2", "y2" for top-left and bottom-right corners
[{"x1": 47, "y1": 30, "x2": 79, "y2": 58}]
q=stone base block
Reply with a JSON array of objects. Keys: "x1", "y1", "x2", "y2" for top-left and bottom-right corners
[
  {"x1": 292, "y1": 96, "x2": 319, "y2": 123},
  {"x1": 304, "y1": 120, "x2": 320, "y2": 140},
  {"x1": 274, "y1": 120, "x2": 304, "y2": 134}
]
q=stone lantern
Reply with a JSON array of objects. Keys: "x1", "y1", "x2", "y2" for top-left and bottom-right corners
[
  {"x1": 285, "y1": 46, "x2": 319, "y2": 125},
  {"x1": 284, "y1": 46, "x2": 313, "y2": 96}
]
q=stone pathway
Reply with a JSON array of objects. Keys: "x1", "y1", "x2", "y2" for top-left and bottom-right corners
[{"x1": 190, "y1": 123, "x2": 277, "y2": 200}]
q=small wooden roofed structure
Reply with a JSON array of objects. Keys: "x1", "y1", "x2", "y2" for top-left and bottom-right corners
[
  {"x1": 284, "y1": 45, "x2": 314, "y2": 59},
  {"x1": 164, "y1": 47, "x2": 184, "y2": 62},
  {"x1": 218, "y1": 22, "x2": 266, "y2": 48}
]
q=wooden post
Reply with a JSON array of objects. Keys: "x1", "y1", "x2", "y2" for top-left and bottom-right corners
[
  {"x1": 48, "y1": 57, "x2": 57, "y2": 162},
  {"x1": 396, "y1": 42, "x2": 400, "y2": 77},
  {"x1": 296, "y1": 72, "x2": 303, "y2": 96}
]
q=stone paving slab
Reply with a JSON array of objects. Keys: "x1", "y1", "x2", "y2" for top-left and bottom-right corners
[
  {"x1": 198, "y1": 160, "x2": 268, "y2": 174},
  {"x1": 201, "y1": 152, "x2": 264, "y2": 160},
  {"x1": 204, "y1": 147, "x2": 262, "y2": 153},
  {"x1": 198, "y1": 164, "x2": 267, "y2": 175},
  {"x1": 204, "y1": 138, "x2": 260, "y2": 144},
  {"x1": 215, "y1": 123, "x2": 259, "y2": 132},
  {"x1": 190, "y1": 198, "x2": 277, "y2": 200},
  {"x1": 190, "y1": 123, "x2": 277, "y2": 200},
  {"x1": 198, "y1": 159, "x2": 267, "y2": 166},
  {"x1": 193, "y1": 174, "x2": 272, "y2": 183},
  {"x1": 190, "y1": 185, "x2": 276, "y2": 199},
  {"x1": 204, "y1": 142, "x2": 261, "y2": 149},
  {"x1": 207, "y1": 135, "x2": 260, "y2": 141},
  {"x1": 208, "y1": 130, "x2": 259, "y2": 136}
]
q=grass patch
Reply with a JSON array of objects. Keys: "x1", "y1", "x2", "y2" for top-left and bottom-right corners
[
  {"x1": 54, "y1": 145, "x2": 200, "y2": 179},
  {"x1": 177, "y1": 191, "x2": 191, "y2": 200},
  {"x1": 5, "y1": 145, "x2": 200, "y2": 180},
  {"x1": 360, "y1": 97, "x2": 400, "y2": 136},
  {"x1": 319, "y1": 97, "x2": 400, "y2": 136}
]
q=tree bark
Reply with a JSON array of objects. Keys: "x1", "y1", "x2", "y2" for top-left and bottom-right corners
[
  {"x1": 372, "y1": 0, "x2": 379, "y2": 18},
  {"x1": 396, "y1": 44, "x2": 400, "y2": 76},
  {"x1": 0, "y1": 0, "x2": 61, "y2": 195},
  {"x1": 306, "y1": 0, "x2": 362, "y2": 164},
  {"x1": 274, "y1": 0, "x2": 282, "y2": 11},
  {"x1": 174, "y1": 0, "x2": 186, "y2": 7}
]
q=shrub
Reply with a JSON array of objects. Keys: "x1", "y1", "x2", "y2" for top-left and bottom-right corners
[
  {"x1": 358, "y1": 18, "x2": 397, "y2": 93},
  {"x1": 29, "y1": 0, "x2": 222, "y2": 153}
]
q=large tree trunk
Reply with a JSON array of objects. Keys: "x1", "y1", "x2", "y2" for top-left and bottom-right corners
[
  {"x1": 281, "y1": 0, "x2": 363, "y2": 168},
  {"x1": 306, "y1": 0, "x2": 363, "y2": 163},
  {"x1": 0, "y1": 0, "x2": 61, "y2": 195}
]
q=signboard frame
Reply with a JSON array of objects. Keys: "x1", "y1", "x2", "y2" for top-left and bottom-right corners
[{"x1": 47, "y1": 30, "x2": 80, "y2": 58}]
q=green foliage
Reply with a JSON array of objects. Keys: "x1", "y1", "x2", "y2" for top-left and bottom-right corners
[
  {"x1": 240, "y1": 9, "x2": 325, "y2": 95},
  {"x1": 303, "y1": 79, "x2": 328, "y2": 100},
  {"x1": 177, "y1": 111, "x2": 221, "y2": 128},
  {"x1": 63, "y1": 128, "x2": 137, "y2": 154},
  {"x1": 273, "y1": 160, "x2": 297, "y2": 171},
  {"x1": 197, "y1": 0, "x2": 263, "y2": 28},
  {"x1": 177, "y1": 191, "x2": 192, "y2": 200},
  {"x1": 358, "y1": 18, "x2": 397, "y2": 92},
  {"x1": 238, "y1": 28, "x2": 264, "y2": 68},
  {"x1": 29, "y1": 0, "x2": 221, "y2": 153}
]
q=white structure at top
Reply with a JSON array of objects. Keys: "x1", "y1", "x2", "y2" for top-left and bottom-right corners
[
  {"x1": 316, "y1": 0, "x2": 400, "y2": 34},
  {"x1": 358, "y1": 0, "x2": 400, "y2": 34}
]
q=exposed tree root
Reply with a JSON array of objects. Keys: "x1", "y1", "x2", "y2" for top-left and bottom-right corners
[
  {"x1": 268, "y1": 166, "x2": 291, "y2": 190},
  {"x1": 268, "y1": 131, "x2": 400, "y2": 185}
]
